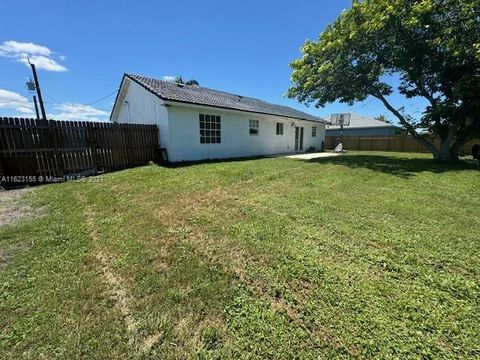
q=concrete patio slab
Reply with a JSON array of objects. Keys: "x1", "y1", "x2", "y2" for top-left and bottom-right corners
[{"x1": 286, "y1": 152, "x2": 341, "y2": 160}]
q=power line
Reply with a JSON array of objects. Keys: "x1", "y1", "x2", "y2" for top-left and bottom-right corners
[
  {"x1": 0, "y1": 98, "x2": 30, "y2": 105},
  {"x1": 361, "y1": 98, "x2": 376, "y2": 108},
  {"x1": 43, "y1": 89, "x2": 118, "y2": 110},
  {"x1": 1, "y1": 87, "x2": 117, "y2": 118},
  {"x1": 42, "y1": 95, "x2": 111, "y2": 113},
  {"x1": 43, "y1": 94, "x2": 61, "y2": 104},
  {"x1": 83, "y1": 90, "x2": 118, "y2": 106},
  {"x1": 0, "y1": 91, "x2": 34, "y2": 105}
]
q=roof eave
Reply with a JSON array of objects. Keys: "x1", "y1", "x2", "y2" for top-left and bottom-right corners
[
  {"x1": 164, "y1": 99, "x2": 324, "y2": 123},
  {"x1": 125, "y1": 73, "x2": 324, "y2": 123},
  {"x1": 110, "y1": 73, "x2": 128, "y2": 122}
]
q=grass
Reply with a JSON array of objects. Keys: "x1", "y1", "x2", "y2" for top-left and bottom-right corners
[{"x1": 0, "y1": 151, "x2": 479, "y2": 359}]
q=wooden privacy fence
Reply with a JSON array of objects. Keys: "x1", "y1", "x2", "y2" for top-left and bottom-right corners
[
  {"x1": 325, "y1": 135, "x2": 479, "y2": 155},
  {"x1": 0, "y1": 117, "x2": 159, "y2": 187}
]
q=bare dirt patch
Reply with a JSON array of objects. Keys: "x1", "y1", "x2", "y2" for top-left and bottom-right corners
[
  {"x1": 0, "y1": 188, "x2": 36, "y2": 227},
  {"x1": 0, "y1": 188, "x2": 43, "y2": 270}
]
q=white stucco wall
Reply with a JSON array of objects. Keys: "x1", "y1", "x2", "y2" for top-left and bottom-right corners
[
  {"x1": 111, "y1": 79, "x2": 170, "y2": 149},
  {"x1": 166, "y1": 104, "x2": 325, "y2": 162},
  {"x1": 110, "y1": 80, "x2": 325, "y2": 162}
]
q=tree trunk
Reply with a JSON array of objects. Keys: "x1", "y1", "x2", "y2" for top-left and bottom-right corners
[
  {"x1": 433, "y1": 136, "x2": 460, "y2": 162},
  {"x1": 372, "y1": 93, "x2": 466, "y2": 162}
]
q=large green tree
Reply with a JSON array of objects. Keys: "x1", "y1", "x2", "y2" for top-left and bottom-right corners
[{"x1": 288, "y1": 0, "x2": 480, "y2": 161}]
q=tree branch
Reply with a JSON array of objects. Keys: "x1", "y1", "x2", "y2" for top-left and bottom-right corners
[
  {"x1": 414, "y1": 78, "x2": 437, "y2": 106},
  {"x1": 371, "y1": 92, "x2": 440, "y2": 155}
]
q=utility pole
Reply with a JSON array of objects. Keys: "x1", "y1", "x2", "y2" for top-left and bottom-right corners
[
  {"x1": 33, "y1": 95, "x2": 40, "y2": 121},
  {"x1": 29, "y1": 61, "x2": 47, "y2": 120}
]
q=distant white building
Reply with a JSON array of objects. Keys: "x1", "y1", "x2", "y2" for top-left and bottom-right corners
[
  {"x1": 326, "y1": 113, "x2": 405, "y2": 137},
  {"x1": 111, "y1": 74, "x2": 325, "y2": 162}
]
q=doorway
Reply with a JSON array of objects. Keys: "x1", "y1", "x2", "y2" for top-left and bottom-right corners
[{"x1": 295, "y1": 126, "x2": 304, "y2": 151}]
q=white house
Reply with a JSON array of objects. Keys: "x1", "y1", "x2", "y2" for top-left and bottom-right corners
[{"x1": 111, "y1": 74, "x2": 325, "y2": 162}]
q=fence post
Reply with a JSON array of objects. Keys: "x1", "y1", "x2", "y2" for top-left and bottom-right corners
[
  {"x1": 124, "y1": 124, "x2": 131, "y2": 165},
  {"x1": 0, "y1": 119, "x2": 4, "y2": 177},
  {"x1": 49, "y1": 120, "x2": 64, "y2": 178},
  {"x1": 89, "y1": 122, "x2": 99, "y2": 175}
]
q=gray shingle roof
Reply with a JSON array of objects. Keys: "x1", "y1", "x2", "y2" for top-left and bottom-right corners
[{"x1": 125, "y1": 74, "x2": 323, "y2": 122}]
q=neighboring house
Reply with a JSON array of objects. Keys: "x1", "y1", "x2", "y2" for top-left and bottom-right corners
[
  {"x1": 110, "y1": 74, "x2": 325, "y2": 162},
  {"x1": 326, "y1": 113, "x2": 405, "y2": 137}
]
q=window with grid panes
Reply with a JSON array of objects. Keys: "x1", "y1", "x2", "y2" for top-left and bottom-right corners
[{"x1": 199, "y1": 114, "x2": 221, "y2": 144}]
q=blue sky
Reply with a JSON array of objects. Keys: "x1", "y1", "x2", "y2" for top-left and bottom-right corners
[{"x1": 0, "y1": 0, "x2": 425, "y2": 123}]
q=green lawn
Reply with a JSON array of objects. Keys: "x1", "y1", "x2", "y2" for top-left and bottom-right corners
[{"x1": 1, "y1": 152, "x2": 479, "y2": 359}]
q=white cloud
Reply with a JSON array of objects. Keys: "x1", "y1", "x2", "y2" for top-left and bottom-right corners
[
  {"x1": 18, "y1": 55, "x2": 67, "y2": 72},
  {"x1": 0, "y1": 40, "x2": 67, "y2": 72},
  {"x1": 0, "y1": 88, "x2": 110, "y2": 121},
  {"x1": 0, "y1": 41, "x2": 51, "y2": 56},
  {"x1": 162, "y1": 75, "x2": 176, "y2": 82},
  {"x1": 0, "y1": 89, "x2": 34, "y2": 115},
  {"x1": 16, "y1": 106, "x2": 35, "y2": 114},
  {"x1": 48, "y1": 103, "x2": 109, "y2": 122}
]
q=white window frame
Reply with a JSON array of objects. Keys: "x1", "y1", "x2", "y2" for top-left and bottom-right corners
[
  {"x1": 312, "y1": 126, "x2": 317, "y2": 137},
  {"x1": 249, "y1": 119, "x2": 259, "y2": 136},
  {"x1": 199, "y1": 114, "x2": 221, "y2": 144}
]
